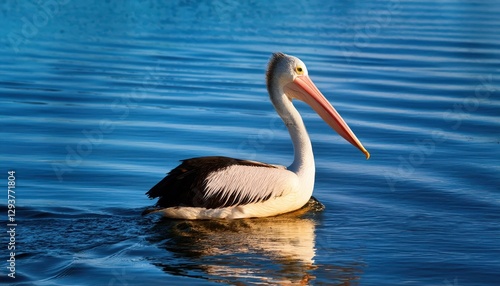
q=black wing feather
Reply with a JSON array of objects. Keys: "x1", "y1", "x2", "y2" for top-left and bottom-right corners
[{"x1": 146, "y1": 156, "x2": 279, "y2": 209}]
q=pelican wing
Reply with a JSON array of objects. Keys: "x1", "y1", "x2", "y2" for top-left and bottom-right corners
[{"x1": 146, "y1": 156, "x2": 296, "y2": 209}]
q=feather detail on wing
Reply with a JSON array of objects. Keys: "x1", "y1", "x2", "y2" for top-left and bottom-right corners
[{"x1": 146, "y1": 156, "x2": 297, "y2": 209}]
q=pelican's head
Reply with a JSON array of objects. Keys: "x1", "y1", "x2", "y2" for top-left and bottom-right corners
[
  {"x1": 266, "y1": 52, "x2": 309, "y2": 91},
  {"x1": 266, "y1": 52, "x2": 370, "y2": 159}
]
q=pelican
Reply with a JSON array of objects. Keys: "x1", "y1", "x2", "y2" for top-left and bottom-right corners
[{"x1": 144, "y1": 52, "x2": 369, "y2": 219}]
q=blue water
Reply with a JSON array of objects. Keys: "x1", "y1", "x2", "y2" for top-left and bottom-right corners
[{"x1": 1, "y1": 0, "x2": 499, "y2": 285}]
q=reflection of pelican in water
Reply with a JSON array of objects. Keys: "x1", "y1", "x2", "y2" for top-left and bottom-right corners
[{"x1": 146, "y1": 199, "x2": 362, "y2": 284}]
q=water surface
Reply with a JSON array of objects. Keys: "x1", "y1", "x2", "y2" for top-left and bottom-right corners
[{"x1": 1, "y1": 0, "x2": 499, "y2": 285}]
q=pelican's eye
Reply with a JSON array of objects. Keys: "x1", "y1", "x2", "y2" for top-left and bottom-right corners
[{"x1": 295, "y1": 66, "x2": 304, "y2": 75}]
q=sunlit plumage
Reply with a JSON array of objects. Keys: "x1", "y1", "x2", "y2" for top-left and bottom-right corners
[{"x1": 144, "y1": 52, "x2": 369, "y2": 219}]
